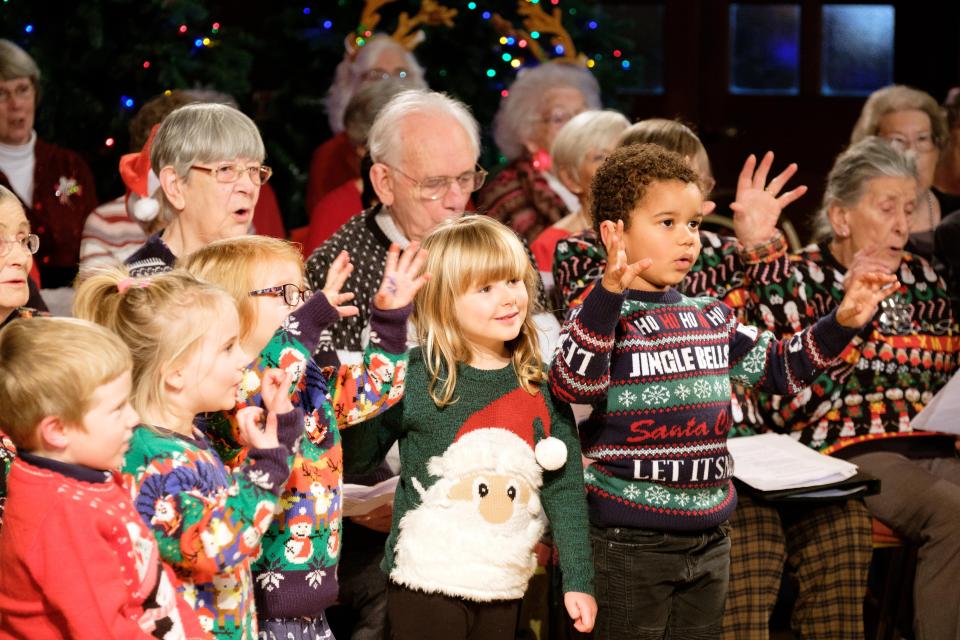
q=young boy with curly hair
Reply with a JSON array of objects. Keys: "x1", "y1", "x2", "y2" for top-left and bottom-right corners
[{"x1": 549, "y1": 144, "x2": 897, "y2": 639}]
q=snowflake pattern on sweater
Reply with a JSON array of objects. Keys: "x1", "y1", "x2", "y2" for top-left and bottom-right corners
[
  {"x1": 745, "y1": 243, "x2": 959, "y2": 453},
  {"x1": 549, "y1": 283, "x2": 858, "y2": 532},
  {"x1": 200, "y1": 294, "x2": 410, "y2": 620}
]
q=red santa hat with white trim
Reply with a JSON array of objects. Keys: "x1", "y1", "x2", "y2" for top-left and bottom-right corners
[
  {"x1": 426, "y1": 387, "x2": 568, "y2": 487},
  {"x1": 119, "y1": 124, "x2": 162, "y2": 222}
]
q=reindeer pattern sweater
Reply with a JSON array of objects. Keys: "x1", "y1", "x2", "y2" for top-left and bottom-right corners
[{"x1": 549, "y1": 283, "x2": 858, "y2": 532}]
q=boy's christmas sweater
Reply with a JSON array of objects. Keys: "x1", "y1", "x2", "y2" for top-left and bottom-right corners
[
  {"x1": 549, "y1": 283, "x2": 858, "y2": 532},
  {"x1": 745, "y1": 243, "x2": 959, "y2": 454},
  {"x1": 0, "y1": 453, "x2": 204, "y2": 639},
  {"x1": 200, "y1": 294, "x2": 410, "y2": 620},
  {"x1": 123, "y1": 411, "x2": 300, "y2": 639},
  {"x1": 552, "y1": 229, "x2": 790, "y2": 437},
  {"x1": 342, "y1": 348, "x2": 593, "y2": 603}
]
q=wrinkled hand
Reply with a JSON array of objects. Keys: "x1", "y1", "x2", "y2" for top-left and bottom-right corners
[
  {"x1": 599, "y1": 220, "x2": 652, "y2": 293},
  {"x1": 260, "y1": 368, "x2": 294, "y2": 415},
  {"x1": 321, "y1": 250, "x2": 359, "y2": 318},
  {"x1": 731, "y1": 152, "x2": 807, "y2": 248},
  {"x1": 373, "y1": 242, "x2": 430, "y2": 310},
  {"x1": 837, "y1": 271, "x2": 899, "y2": 328},
  {"x1": 564, "y1": 592, "x2": 597, "y2": 633},
  {"x1": 235, "y1": 405, "x2": 280, "y2": 450},
  {"x1": 350, "y1": 503, "x2": 393, "y2": 533},
  {"x1": 847, "y1": 245, "x2": 899, "y2": 278}
]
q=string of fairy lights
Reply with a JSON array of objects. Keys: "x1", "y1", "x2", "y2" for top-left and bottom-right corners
[{"x1": 5, "y1": 0, "x2": 635, "y2": 148}]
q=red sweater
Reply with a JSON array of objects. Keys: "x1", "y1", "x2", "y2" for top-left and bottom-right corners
[{"x1": 0, "y1": 454, "x2": 204, "y2": 639}]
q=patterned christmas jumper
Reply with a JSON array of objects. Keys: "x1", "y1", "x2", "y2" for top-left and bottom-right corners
[
  {"x1": 342, "y1": 348, "x2": 594, "y2": 603},
  {"x1": 744, "y1": 242, "x2": 959, "y2": 454},
  {"x1": 549, "y1": 280, "x2": 859, "y2": 531},
  {"x1": 199, "y1": 293, "x2": 410, "y2": 621},
  {"x1": 0, "y1": 452, "x2": 205, "y2": 639}
]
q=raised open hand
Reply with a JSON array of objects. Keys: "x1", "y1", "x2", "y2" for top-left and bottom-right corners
[
  {"x1": 837, "y1": 271, "x2": 900, "y2": 328},
  {"x1": 730, "y1": 151, "x2": 808, "y2": 248},
  {"x1": 373, "y1": 242, "x2": 430, "y2": 310},
  {"x1": 321, "y1": 250, "x2": 359, "y2": 318},
  {"x1": 599, "y1": 220, "x2": 652, "y2": 293}
]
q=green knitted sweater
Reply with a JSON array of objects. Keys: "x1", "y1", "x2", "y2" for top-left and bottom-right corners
[{"x1": 342, "y1": 348, "x2": 593, "y2": 602}]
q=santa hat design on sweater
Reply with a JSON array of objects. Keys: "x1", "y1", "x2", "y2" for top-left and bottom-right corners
[
  {"x1": 119, "y1": 124, "x2": 162, "y2": 222},
  {"x1": 427, "y1": 387, "x2": 567, "y2": 487}
]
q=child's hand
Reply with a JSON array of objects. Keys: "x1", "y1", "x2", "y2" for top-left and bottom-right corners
[
  {"x1": 261, "y1": 368, "x2": 294, "y2": 415},
  {"x1": 373, "y1": 242, "x2": 430, "y2": 310},
  {"x1": 837, "y1": 270, "x2": 899, "y2": 328},
  {"x1": 730, "y1": 151, "x2": 807, "y2": 248},
  {"x1": 564, "y1": 592, "x2": 597, "y2": 633},
  {"x1": 235, "y1": 406, "x2": 280, "y2": 450},
  {"x1": 321, "y1": 250, "x2": 359, "y2": 318},
  {"x1": 599, "y1": 220, "x2": 652, "y2": 293}
]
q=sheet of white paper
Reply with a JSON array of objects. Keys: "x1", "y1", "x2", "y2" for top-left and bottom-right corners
[
  {"x1": 342, "y1": 475, "x2": 399, "y2": 517},
  {"x1": 727, "y1": 433, "x2": 858, "y2": 492},
  {"x1": 911, "y1": 370, "x2": 960, "y2": 434}
]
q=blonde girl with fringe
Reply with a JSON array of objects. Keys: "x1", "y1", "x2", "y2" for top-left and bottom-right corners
[
  {"x1": 342, "y1": 215, "x2": 596, "y2": 640},
  {"x1": 181, "y1": 235, "x2": 428, "y2": 638},
  {"x1": 74, "y1": 268, "x2": 301, "y2": 639}
]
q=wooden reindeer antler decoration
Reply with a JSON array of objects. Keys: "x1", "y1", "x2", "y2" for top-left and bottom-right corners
[
  {"x1": 517, "y1": 1, "x2": 585, "y2": 65},
  {"x1": 357, "y1": 0, "x2": 397, "y2": 34},
  {"x1": 393, "y1": 0, "x2": 458, "y2": 50}
]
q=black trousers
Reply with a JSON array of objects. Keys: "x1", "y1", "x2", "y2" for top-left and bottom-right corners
[{"x1": 387, "y1": 582, "x2": 520, "y2": 640}]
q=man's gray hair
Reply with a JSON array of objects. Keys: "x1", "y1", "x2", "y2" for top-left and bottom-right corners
[
  {"x1": 367, "y1": 90, "x2": 480, "y2": 167},
  {"x1": 493, "y1": 63, "x2": 601, "y2": 161},
  {"x1": 812, "y1": 136, "x2": 918, "y2": 240}
]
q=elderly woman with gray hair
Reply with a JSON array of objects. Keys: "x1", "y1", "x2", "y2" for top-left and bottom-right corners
[
  {"x1": 478, "y1": 63, "x2": 601, "y2": 243},
  {"x1": 307, "y1": 35, "x2": 428, "y2": 213},
  {"x1": 124, "y1": 102, "x2": 271, "y2": 276},
  {"x1": 746, "y1": 136, "x2": 960, "y2": 640},
  {"x1": 851, "y1": 84, "x2": 950, "y2": 260},
  {"x1": 0, "y1": 39, "x2": 98, "y2": 288}
]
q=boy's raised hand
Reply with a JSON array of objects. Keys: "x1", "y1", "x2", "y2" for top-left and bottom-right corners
[
  {"x1": 600, "y1": 219, "x2": 652, "y2": 294},
  {"x1": 373, "y1": 242, "x2": 430, "y2": 310},
  {"x1": 564, "y1": 592, "x2": 597, "y2": 633},
  {"x1": 837, "y1": 270, "x2": 899, "y2": 328},
  {"x1": 730, "y1": 151, "x2": 808, "y2": 248},
  {"x1": 321, "y1": 250, "x2": 359, "y2": 318},
  {"x1": 261, "y1": 368, "x2": 294, "y2": 415}
]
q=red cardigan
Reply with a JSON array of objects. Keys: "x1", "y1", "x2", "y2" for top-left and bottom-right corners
[
  {"x1": 0, "y1": 455, "x2": 204, "y2": 639},
  {"x1": 0, "y1": 138, "x2": 98, "y2": 288},
  {"x1": 305, "y1": 132, "x2": 360, "y2": 215}
]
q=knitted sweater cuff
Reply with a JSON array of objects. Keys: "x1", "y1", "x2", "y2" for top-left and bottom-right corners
[
  {"x1": 739, "y1": 231, "x2": 788, "y2": 265},
  {"x1": 275, "y1": 407, "x2": 305, "y2": 452},
  {"x1": 292, "y1": 293, "x2": 341, "y2": 352},
  {"x1": 369, "y1": 303, "x2": 412, "y2": 354},
  {"x1": 576, "y1": 281, "x2": 625, "y2": 338},
  {"x1": 244, "y1": 445, "x2": 293, "y2": 496},
  {"x1": 809, "y1": 308, "x2": 860, "y2": 360}
]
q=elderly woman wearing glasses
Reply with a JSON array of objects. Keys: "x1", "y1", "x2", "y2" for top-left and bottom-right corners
[
  {"x1": 0, "y1": 185, "x2": 41, "y2": 328},
  {"x1": 747, "y1": 137, "x2": 960, "y2": 640},
  {"x1": 478, "y1": 63, "x2": 601, "y2": 243},
  {"x1": 850, "y1": 85, "x2": 950, "y2": 261},
  {"x1": 0, "y1": 39, "x2": 98, "y2": 289},
  {"x1": 307, "y1": 35, "x2": 428, "y2": 215},
  {"x1": 124, "y1": 102, "x2": 271, "y2": 276}
]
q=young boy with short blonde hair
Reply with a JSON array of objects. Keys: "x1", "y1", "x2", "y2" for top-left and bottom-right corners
[{"x1": 0, "y1": 317, "x2": 202, "y2": 638}]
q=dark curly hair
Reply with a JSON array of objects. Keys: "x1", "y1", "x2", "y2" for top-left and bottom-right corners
[{"x1": 591, "y1": 143, "x2": 700, "y2": 233}]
